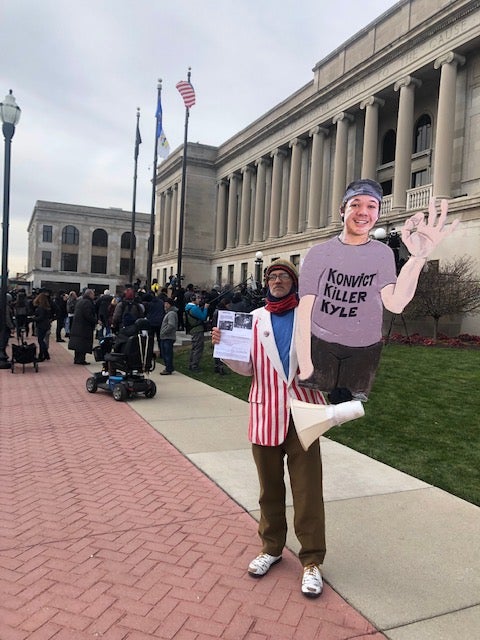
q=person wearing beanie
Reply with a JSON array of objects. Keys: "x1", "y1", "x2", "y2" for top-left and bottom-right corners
[
  {"x1": 111, "y1": 286, "x2": 144, "y2": 333},
  {"x1": 212, "y1": 258, "x2": 326, "y2": 598},
  {"x1": 296, "y1": 179, "x2": 459, "y2": 403}
]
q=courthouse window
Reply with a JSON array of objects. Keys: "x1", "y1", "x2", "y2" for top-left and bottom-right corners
[
  {"x1": 92, "y1": 228, "x2": 108, "y2": 247},
  {"x1": 290, "y1": 254, "x2": 300, "y2": 271},
  {"x1": 227, "y1": 264, "x2": 234, "y2": 286},
  {"x1": 120, "y1": 257, "x2": 132, "y2": 276},
  {"x1": 411, "y1": 169, "x2": 430, "y2": 188},
  {"x1": 91, "y1": 255, "x2": 107, "y2": 274},
  {"x1": 414, "y1": 115, "x2": 432, "y2": 153},
  {"x1": 62, "y1": 225, "x2": 79, "y2": 245},
  {"x1": 240, "y1": 262, "x2": 248, "y2": 282},
  {"x1": 61, "y1": 253, "x2": 78, "y2": 272},
  {"x1": 42, "y1": 225, "x2": 53, "y2": 242},
  {"x1": 381, "y1": 179, "x2": 393, "y2": 196},
  {"x1": 381, "y1": 130, "x2": 396, "y2": 164},
  {"x1": 41, "y1": 251, "x2": 52, "y2": 268},
  {"x1": 121, "y1": 232, "x2": 136, "y2": 250}
]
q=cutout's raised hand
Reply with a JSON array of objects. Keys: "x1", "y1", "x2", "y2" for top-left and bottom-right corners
[{"x1": 401, "y1": 198, "x2": 459, "y2": 258}]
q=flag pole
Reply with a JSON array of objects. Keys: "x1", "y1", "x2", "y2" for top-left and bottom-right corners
[
  {"x1": 146, "y1": 79, "x2": 162, "y2": 289},
  {"x1": 176, "y1": 68, "x2": 191, "y2": 290},
  {"x1": 129, "y1": 107, "x2": 141, "y2": 286}
]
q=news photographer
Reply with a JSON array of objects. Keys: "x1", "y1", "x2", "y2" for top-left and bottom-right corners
[{"x1": 184, "y1": 293, "x2": 209, "y2": 373}]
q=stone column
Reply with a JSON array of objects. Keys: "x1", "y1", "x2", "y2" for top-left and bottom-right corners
[
  {"x1": 263, "y1": 163, "x2": 273, "y2": 240},
  {"x1": 360, "y1": 96, "x2": 384, "y2": 179},
  {"x1": 433, "y1": 52, "x2": 466, "y2": 198},
  {"x1": 392, "y1": 76, "x2": 422, "y2": 211},
  {"x1": 269, "y1": 149, "x2": 286, "y2": 239},
  {"x1": 215, "y1": 179, "x2": 228, "y2": 251},
  {"x1": 226, "y1": 173, "x2": 239, "y2": 249},
  {"x1": 169, "y1": 184, "x2": 178, "y2": 252},
  {"x1": 239, "y1": 166, "x2": 253, "y2": 245},
  {"x1": 331, "y1": 112, "x2": 354, "y2": 222},
  {"x1": 307, "y1": 126, "x2": 328, "y2": 229},
  {"x1": 286, "y1": 138, "x2": 306, "y2": 234},
  {"x1": 253, "y1": 157, "x2": 268, "y2": 242},
  {"x1": 162, "y1": 188, "x2": 172, "y2": 254}
]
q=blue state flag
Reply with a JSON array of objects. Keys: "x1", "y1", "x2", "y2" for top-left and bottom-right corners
[{"x1": 156, "y1": 94, "x2": 170, "y2": 159}]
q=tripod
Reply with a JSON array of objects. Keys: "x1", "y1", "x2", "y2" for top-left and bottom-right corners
[{"x1": 385, "y1": 312, "x2": 410, "y2": 345}]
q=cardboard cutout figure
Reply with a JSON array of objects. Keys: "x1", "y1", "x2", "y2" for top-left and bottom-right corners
[{"x1": 292, "y1": 179, "x2": 459, "y2": 449}]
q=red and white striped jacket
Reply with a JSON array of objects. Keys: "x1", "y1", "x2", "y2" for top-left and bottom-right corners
[{"x1": 223, "y1": 307, "x2": 325, "y2": 446}]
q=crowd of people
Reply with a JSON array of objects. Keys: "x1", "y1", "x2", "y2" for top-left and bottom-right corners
[
  {"x1": 1, "y1": 287, "x2": 72, "y2": 363},
  {"x1": 1, "y1": 278, "x2": 264, "y2": 373}
]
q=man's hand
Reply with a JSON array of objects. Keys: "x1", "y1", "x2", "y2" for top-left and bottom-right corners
[
  {"x1": 211, "y1": 326, "x2": 221, "y2": 345},
  {"x1": 401, "y1": 198, "x2": 459, "y2": 258}
]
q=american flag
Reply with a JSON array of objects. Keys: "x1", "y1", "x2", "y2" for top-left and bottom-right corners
[{"x1": 176, "y1": 80, "x2": 196, "y2": 109}]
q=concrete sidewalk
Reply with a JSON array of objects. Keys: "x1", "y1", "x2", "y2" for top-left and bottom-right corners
[
  {"x1": 0, "y1": 338, "x2": 478, "y2": 639},
  {"x1": 130, "y1": 363, "x2": 480, "y2": 640}
]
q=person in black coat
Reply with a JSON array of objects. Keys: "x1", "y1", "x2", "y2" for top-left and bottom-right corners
[
  {"x1": 33, "y1": 292, "x2": 52, "y2": 361},
  {"x1": 68, "y1": 289, "x2": 97, "y2": 365},
  {"x1": 144, "y1": 292, "x2": 165, "y2": 355},
  {"x1": 52, "y1": 290, "x2": 68, "y2": 342}
]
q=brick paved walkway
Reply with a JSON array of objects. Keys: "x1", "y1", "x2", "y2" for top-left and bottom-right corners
[{"x1": 0, "y1": 340, "x2": 386, "y2": 639}]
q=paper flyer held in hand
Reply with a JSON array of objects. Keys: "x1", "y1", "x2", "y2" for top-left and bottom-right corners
[{"x1": 213, "y1": 310, "x2": 253, "y2": 362}]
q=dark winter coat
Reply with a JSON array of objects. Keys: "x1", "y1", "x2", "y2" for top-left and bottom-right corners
[
  {"x1": 34, "y1": 305, "x2": 52, "y2": 333},
  {"x1": 14, "y1": 291, "x2": 28, "y2": 320},
  {"x1": 52, "y1": 295, "x2": 67, "y2": 322},
  {"x1": 96, "y1": 294, "x2": 113, "y2": 321},
  {"x1": 145, "y1": 296, "x2": 165, "y2": 328},
  {"x1": 68, "y1": 296, "x2": 97, "y2": 354},
  {"x1": 112, "y1": 299, "x2": 144, "y2": 332}
]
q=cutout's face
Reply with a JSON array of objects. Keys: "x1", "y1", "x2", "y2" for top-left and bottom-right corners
[
  {"x1": 266, "y1": 270, "x2": 293, "y2": 298},
  {"x1": 342, "y1": 195, "x2": 380, "y2": 242}
]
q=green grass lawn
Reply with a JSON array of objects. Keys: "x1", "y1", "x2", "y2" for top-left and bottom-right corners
[{"x1": 171, "y1": 342, "x2": 480, "y2": 506}]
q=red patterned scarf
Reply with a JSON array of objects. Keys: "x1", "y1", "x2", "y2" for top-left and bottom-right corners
[{"x1": 264, "y1": 290, "x2": 299, "y2": 315}]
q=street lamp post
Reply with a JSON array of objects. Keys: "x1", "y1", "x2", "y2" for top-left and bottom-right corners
[
  {"x1": 254, "y1": 250, "x2": 264, "y2": 286},
  {"x1": 0, "y1": 90, "x2": 21, "y2": 369}
]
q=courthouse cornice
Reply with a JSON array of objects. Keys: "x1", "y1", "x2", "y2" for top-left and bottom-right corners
[
  {"x1": 215, "y1": 0, "x2": 480, "y2": 168},
  {"x1": 27, "y1": 201, "x2": 150, "y2": 232}
]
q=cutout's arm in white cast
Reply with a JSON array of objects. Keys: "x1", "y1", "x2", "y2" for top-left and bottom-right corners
[{"x1": 296, "y1": 294, "x2": 315, "y2": 380}]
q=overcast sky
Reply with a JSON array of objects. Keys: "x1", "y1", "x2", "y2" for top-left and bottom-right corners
[{"x1": 2, "y1": 0, "x2": 398, "y2": 274}]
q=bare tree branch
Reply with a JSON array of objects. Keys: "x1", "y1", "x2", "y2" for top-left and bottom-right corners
[{"x1": 404, "y1": 256, "x2": 480, "y2": 338}]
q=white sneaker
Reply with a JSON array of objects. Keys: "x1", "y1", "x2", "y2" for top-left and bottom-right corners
[
  {"x1": 248, "y1": 553, "x2": 282, "y2": 577},
  {"x1": 301, "y1": 564, "x2": 323, "y2": 597}
]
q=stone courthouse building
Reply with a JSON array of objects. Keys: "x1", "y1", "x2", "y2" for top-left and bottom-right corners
[
  {"x1": 152, "y1": 0, "x2": 480, "y2": 334},
  {"x1": 27, "y1": 201, "x2": 150, "y2": 294}
]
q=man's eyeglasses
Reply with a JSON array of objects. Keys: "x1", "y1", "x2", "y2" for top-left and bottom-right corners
[{"x1": 266, "y1": 273, "x2": 292, "y2": 282}]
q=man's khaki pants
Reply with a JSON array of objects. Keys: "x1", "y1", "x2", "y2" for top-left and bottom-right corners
[{"x1": 251, "y1": 419, "x2": 326, "y2": 567}]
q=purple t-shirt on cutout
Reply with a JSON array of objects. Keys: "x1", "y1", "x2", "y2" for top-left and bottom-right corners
[{"x1": 299, "y1": 237, "x2": 397, "y2": 347}]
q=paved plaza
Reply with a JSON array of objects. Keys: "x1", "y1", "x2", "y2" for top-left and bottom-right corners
[{"x1": 0, "y1": 337, "x2": 478, "y2": 639}]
